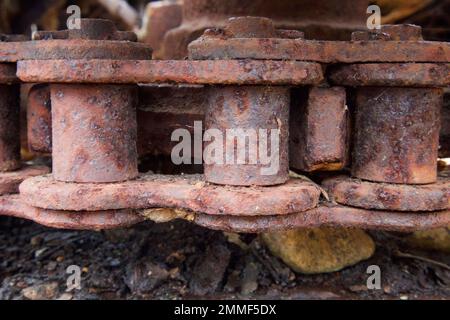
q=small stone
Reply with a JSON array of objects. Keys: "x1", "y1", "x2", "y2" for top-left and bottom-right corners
[
  {"x1": 261, "y1": 228, "x2": 375, "y2": 274},
  {"x1": 400, "y1": 295, "x2": 409, "y2": 300},
  {"x1": 56, "y1": 256, "x2": 64, "y2": 262},
  {"x1": 405, "y1": 227, "x2": 450, "y2": 253},
  {"x1": 22, "y1": 282, "x2": 59, "y2": 300}
]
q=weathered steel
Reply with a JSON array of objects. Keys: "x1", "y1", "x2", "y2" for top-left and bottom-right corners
[
  {"x1": 351, "y1": 24, "x2": 423, "y2": 41},
  {"x1": 440, "y1": 93, "x2": 450, "y2": 158},
  {"x1": 322, "y1": 175, "x2": 450, "y2": 212},
  {"x1": 0, "y1": 63, "x2": 18, "y2": 84},
  {"x1": 290, "y1": 87, "x2": 349, "y2": 172},
  {"x1": 25, "y1": 85, "x2": 208, "y2": 158},
  {"x1": 27, "y1": 84, "x2": 51, "y2": 154},
  {"x1": 51, "y1": 84, "x2": 139, "y2": 183},
  {"x1": 19, "y1": 174, "x2": 321, "y2": 215},
  {"x1": 0, "y1": 166, "x2": 49, "y2": 195},
  {"x1": 188, "y1": 38, "x2": 450, "y2": 63},
  {"x1": 205, "y1": 86, "x2": 290, "y2": 186},
  {"x1": 0, "y1": 83, "x2": 21, "y2": 172},
  {"x1": 352, "y1": 87, "x2": 442, "y2": 184},
  {"x1": 193, "y1": 205, "x2": 450, "y2": 233},
  {"x1": 0, "y1": 19, "x2": 152, "y2": 63},
  {"x1": 138, "y1": 85, "x2": 206, "y2": 157},
  {"x1": 16, "y1": 59, "x2": 324, "y2": 85},
  {"x1": 329, "y1": 63, "x2": 450, "y2": 87},
  {"x1": 0, "y1": 40, "x2": 152, "y2": 63},
  {"x1": 0, "y1": 195, "x2": 143, "y2": 231},
  {"x1": 32, "y1": 19, "x2": 137, "y2": 41},
  {"x1": 3, "y1": 195, "x2": 448, "y2": 233}
]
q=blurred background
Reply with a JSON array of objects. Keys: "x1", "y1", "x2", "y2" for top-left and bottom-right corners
[{"x1": 0, "y1": 0, "x2": 448, "y2": 59}]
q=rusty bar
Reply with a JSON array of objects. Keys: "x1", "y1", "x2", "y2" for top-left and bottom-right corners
[
  {"x1": 51, "y1": 84, "x2": 139, "y2": 183},
  {"x1": 353, "y1": 87, "x2": 442, "y2": 184},
  {"x1": 290, "y1": 87, "x2": 349, "y2": 172},
  {"x1": 440, "y1": 92, "x2": 449, "y2": 158},
  {"x1": 16, "y1": 59, "x2": 324, "y2": 86},
  {"x1": 27, "y1": 84, "x2": 51, "y2": 154},
  {"x1": 0, "y1": 82, "x2": 20, "y2": 172},
  {"x1": 205, "y1": 86, "x2": 290, "y2": 186},
  {"x1": 20, "y1": 174, "x2": 320, "y2": 215}
]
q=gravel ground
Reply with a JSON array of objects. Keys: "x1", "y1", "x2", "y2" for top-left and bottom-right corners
[{"x1": 0, "y1": 217, "x2": 449, "y2": 300}]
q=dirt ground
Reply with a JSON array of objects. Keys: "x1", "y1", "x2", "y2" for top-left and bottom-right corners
[{"x1": 0, "y1": 217, "x2": 448, "y2": 300}]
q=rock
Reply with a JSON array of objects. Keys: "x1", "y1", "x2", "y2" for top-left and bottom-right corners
[
  {"x1": 189, "y1": 243, "x2": 231, "y2": 295},
  {"x1": 124, "y1": 260, "x2": 170, "y2": 294},
  {"x1": 22, "y1": 282, "x2": 59, "y2": 300},
  {"x1": 261, "y1": 228, "x2": 375, "y2": 274},
  {"x1": 405, "y1": 228, "x2": 450, "y2": 253}
]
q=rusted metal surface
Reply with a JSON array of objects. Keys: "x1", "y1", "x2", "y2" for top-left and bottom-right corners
[
  {"x1": 32, "y1": 19, "x2": 137, "y2": 41},
  {"x1": 0, "y1": 19, "x2": 152, "y2": 63},
  {"x1": 19, "y1": 174, "x2": 321, "y2": 215},
  {"x1": 51, "y1": 84, "x2": 139, "y2": 183},
  {"x1": 290, "y1": 87, "x2": 349, "y2": 172},
  {"x1": 138, "y1": 85, "x2": 206, "y2": 157},
  {"x1": 351, "y1": 24, "x2": 423, "y2": 41},
  {"x1": 0, "y1": 83, "x2": 21, "y2": 172},
  {"x1": 440, "y1": 93, "x2": 450, "y2": 158},
  {"x1": 25, "y1": 85, "x2": 208, "y2": 158},
  {"x1": 205, "y1": 86, "x2": 290, "y2": 186},
  {"x1": 0, "y1": 195, "x2": 144, "y2": 231},
  {"x1": 193, "y1": 205, "x2": 450, "y2": 233},
  {"x1": 352, "y1": 87, "x2": 442, "y2": 184},
  {"x1": 329, "y1": 63, "x2": 450, "y2": 87},
  {"x1": 188, "y1": 38, "x2": 450, "y2": 63},
  {"x1": 163, "y1": 0, "x2": 370, "y2": 59},
  {"x1": 0, "y1": 63, "x2": 18, "y2": 84},
  {"x1": 322, "y1": 175, "x2": 450, "y2": 212},
  {"x1": 0, "y1": 166, "x2": 49, "y2": 195},
  {"x1": 0, "y1": 39, "x2": 152, "y2": 63},
  {"x1": 17, "y1": 59, "x2": 324, "y2": 85},
  {"x1": 2, "y1": 195, "x2": 448, "y2": 233},
  {"x1": 27, "y1": 84, "x2": 51, "y2": 154}
]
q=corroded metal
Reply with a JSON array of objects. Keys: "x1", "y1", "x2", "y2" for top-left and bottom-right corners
[
  {"x1": 0, "y1": 166, "x2": 49, "y2": 195},
  {"x1": 19, "y1": 174, "x2": 321, "y2": 215},
  {"x1": 51, "y1": 84, "x2": 138, "y2": 183},
  {"x1": 27, "y1": 84, "x2": 51, "y2": 154},
  {"x1": 329, "y1": 63, "x2": 450, "y2": 87},
  {"x1": 205, "y1": 86, "x2": 290, "y2": 186},
  {"x1": 290, "y1": 87, "x2": 349, "y2": 172},
  {"x1": 352, "y1": 88, "x2": 442, "y2": 184},
  {"x1": 193, "y1": 205, "x2": 450, "y2": 233},
  {"x1": 0, "y1": 19, "x2": 151, "y2": 63},
  {"x1": 189, "y1": 37, "x2": 450, "y2": 63},
  {"x1": 0, "y1": 195, "x2": 143, "y2": 231},
  {"x1": 0, "y1": 82, "x2": 21, "y2": 172},
  {"x1": 16, "y1": 59, "x2": 324, "y2": 85},
  {"x1": 440, "y1": 93, "x2": 450, "y2": 158},
  {"x1": 322, "y1": 175, "x2": 449, "y2": 212}
]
